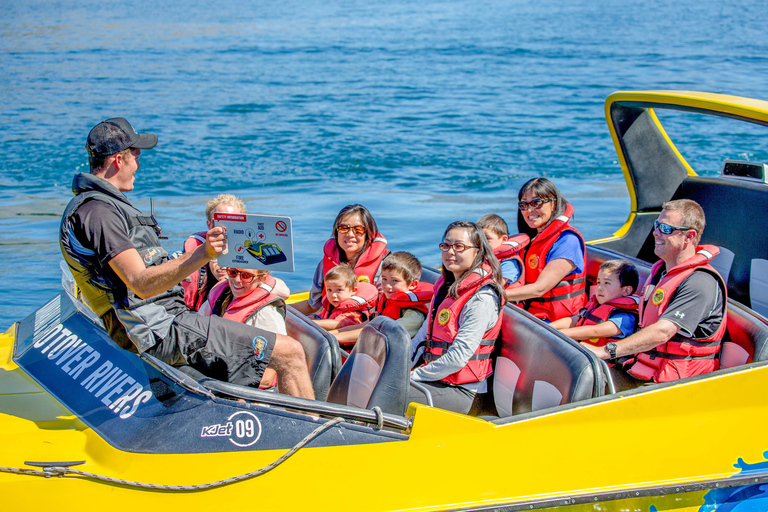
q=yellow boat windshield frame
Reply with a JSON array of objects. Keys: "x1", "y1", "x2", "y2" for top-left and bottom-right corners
[{"x1": 605, "y1": 91, "x2": 768, "y2": 214}]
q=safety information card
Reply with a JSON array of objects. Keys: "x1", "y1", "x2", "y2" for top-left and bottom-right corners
[{"x1": 213, "y1": 212, "x2": 294, "y2": 272}]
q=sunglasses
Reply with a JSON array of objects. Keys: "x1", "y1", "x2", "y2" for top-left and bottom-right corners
[
  {"x1": 225, "y1": 268, "x2": 267, "y2": 283},
  {"x1": 439, "y1": 242, "x2": 477, "y2": 253},
  {"x1": 337, "y1": 224, "x2": 366, "y2": 236},
  {"x1": 654, "y1": 220, "x2": 693, "y2": 235},
  {"x1": 518, "y1": 198, "x2": 552, "y2": 211}
]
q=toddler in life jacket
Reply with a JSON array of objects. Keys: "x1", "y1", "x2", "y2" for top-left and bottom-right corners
[
  {"x1": 331, "y1": 251, "x2": 433, "y2": 345},
  {"x1": 549, "y1": 259, "x2": 640, "y2": 347},
  {"x1": 477, "y1": 214, "x2": 525, "y2": 290},
  {"x1": 313, "y1": 264, "x2": 378, "y2": 332}
]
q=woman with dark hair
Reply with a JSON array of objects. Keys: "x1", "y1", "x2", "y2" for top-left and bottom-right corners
[
  {"x1": 293, "y1": 204, "x2": 388, "y2": 315},
  {"x1": 507, "y1": 177, "x2": 587, "y2": 321},
  {"x1": 407, "y1": 221, "x2": 505, "y2": 415}
]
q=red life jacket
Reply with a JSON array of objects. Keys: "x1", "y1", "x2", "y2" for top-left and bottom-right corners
[
  {"x1": 319, "y1": 282, "x2": 379, "y2": 322},
  {"x1": 204, "y1": 276, "x2": 286, "y2": 324},
  {"x1": 181, "y1": 232, "x2": 208, "y2": 311},
  {"x1": 321, "y1": 233, "x2": 388, "y2": 290},
  {"x1": 375, "y1": 281, "x2": 433, "y2": 319},
  {"x1": 422, "y1": 263, "x2": 503, "y2": 386},
  {"x1": 627, "y1": 245, "x2": 727, "y2": 382},
  {"x1": 204, "y1": 277, "x2": 285, "y2": 390},
  {"x1": 576, "y1": 295, "x2": 639, "y2": 347},
  {"x1": 493, "y1": 233, "x2": 529, "y2": 290},
  {"x1": 523, "y1": 203, "x2": 587, "y2": 321}
]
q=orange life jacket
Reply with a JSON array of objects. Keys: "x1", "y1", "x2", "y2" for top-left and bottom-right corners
[
  {"x1": 203, "y1": 277, "x2": 286, "y2": 390},
  {"x1": 576, "y1": 295, "x2": 639, "y2": 347},
  {"x1": 375, "y1": 281, "x2": 433, "y2": 319},
  {"x1": 627, "y1": 246, "x2": 727, "y2": 382},
  {"x1": 422, "y1": 263, "x2": 502, "y2": 386},
  {"x1": 321, "y1": 233, "x2": 388, "y2": 289},
  {"x1": 319, "y1": 282, "x2": 379, "y2": 322},
  {"x1": 493, "y1": 233, "x2": 528, "y2": 290},
  {"x1": 523, "y1": 203, "x2": 587, "y2": 321},
  {"x1": 204, "y1": 276, "x2": 286, "y2": 324},
  {"x1": 181, "y1": 232, "x2": 208, "y2": 311}
]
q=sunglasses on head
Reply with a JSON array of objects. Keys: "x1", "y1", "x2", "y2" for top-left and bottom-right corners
[
  {"x1": 337, "y1": 224, "x2": 366, "y2": 236},
  {"x1": 654, "y1": 220, "x2": 693, "y2": 235},
  {"x1": 225, "y1": 268, "x2": 266, "y2": 283},
  {"x1": 518, "y1": 198, "x2": 552, "y2": 211}
]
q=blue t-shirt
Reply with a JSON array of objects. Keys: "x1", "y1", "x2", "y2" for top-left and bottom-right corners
[
  {"x1": 500, "y1": 258, "x2": 522, "y2": 287},
  {"x1": 606, "y1": 311, "x2": 637, "y2": 339},
  {"x1": 546, "y1": 231, "x2": 585, "y2": 276}
]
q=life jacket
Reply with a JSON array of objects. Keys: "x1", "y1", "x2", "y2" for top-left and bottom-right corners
[
  {"x1": 493, "y1": 233, "x2": 529, "y2": 289},
  {"x1": 205, "y1": 276, "x2": 286, "y2": 324},
  {"x1": 181, "y1": 232, "x2": 208, "y2": 311},
  {"x1": 575, "y1": 295, "x2": 639, "y2": 347},
  {"x1": 626, "y1": 246, "x2": 727, "y2": 382},
  {"x1": 321, "y1": 233, "x2": 388, "y2": 288},
  {"x1": 422, "y1": 263, "x2": 503, "y2": 386},
  {"x1": 203, "y1": 278, "x2": 285, "y2": 390},
  {"x1": 59, "y1": 173, "x2": 183, "y2": 353},
  {"x1": 319, "y1": 282, "x2": 379, "y2": 322},
  {"x1": 375, "y1": 281, "x2": 433, "y2": 320},
  {"x1": 523, "y1": 203, "x2": 587, "y2": 321}
]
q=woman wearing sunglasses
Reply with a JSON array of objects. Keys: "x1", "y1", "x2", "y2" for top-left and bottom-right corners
[
  {"x1": 199, "y1": 267, "x2": 287, "y2": 389},
  {"x1": 294, "y1": 204, "x2": 388, "y2": 316},
  {"x1": 407, "y1": 221, "x2": 505, "y2": 414},
  {"x1": 506, "y1": 178, "x2": 587, "y2": 321}
]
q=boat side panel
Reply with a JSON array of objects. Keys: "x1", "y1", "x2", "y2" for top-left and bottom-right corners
[{"x1": 12, "y1": 294, "x2": 405, "y2": 454}]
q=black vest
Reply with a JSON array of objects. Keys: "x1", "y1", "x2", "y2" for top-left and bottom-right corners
[{"x1": 60, "y1": 173, "x2": 184, "y2": 353}]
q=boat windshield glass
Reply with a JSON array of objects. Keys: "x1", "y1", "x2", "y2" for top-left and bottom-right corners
[{"x1": 654, "y1": 110, "x2": 768, "y2": 176}]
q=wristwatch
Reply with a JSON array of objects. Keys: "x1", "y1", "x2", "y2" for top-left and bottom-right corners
[{"x1": 605, "y1": 342, "x2": 618, "y2": 360}]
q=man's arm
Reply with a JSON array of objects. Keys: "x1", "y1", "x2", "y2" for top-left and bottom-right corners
[
  {"x1": 581, "y1": 319, "x2": 678, "y2": 360},
  {"x1": 110, "y1": 227, "x2": 226, "y2": 299}
]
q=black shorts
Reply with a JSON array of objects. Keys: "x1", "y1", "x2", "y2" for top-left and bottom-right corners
[{"x1": 149, "y1": 311, "x2": 276, "y2": 388}]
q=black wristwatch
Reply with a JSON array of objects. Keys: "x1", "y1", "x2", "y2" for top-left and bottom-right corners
[{"x1": 605, "y1": 342, "x2": 617, "y2": 360}]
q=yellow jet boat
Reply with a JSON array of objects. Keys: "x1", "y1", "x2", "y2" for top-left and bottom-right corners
[{"x1": 2, "y1": 91, "x2": 768, "y2": 511}]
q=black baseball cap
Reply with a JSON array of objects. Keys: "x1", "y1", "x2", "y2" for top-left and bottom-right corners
[{"x1": 86, "y1": 117, "x2": 158, "y2": 158}]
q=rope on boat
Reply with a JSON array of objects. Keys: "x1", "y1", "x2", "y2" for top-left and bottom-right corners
[{"x1": 0, "y1": 416, "x2": 345, "y2": 491}]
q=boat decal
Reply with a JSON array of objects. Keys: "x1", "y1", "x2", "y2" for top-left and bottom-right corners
[
  {"x1": 28, "y1": 318, "x2": 152, "y2": 420},
  {"x1": 200, "y1": 410, "x2": 262, "y2": 448}
]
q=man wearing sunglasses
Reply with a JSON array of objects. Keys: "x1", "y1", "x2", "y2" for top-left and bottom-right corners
[
  {"x1": 581, "y1": 199, "x2": 727, "y2": 389},
  {"x1": 60, "y1": 118, "x2": 314, "y2": 399}
]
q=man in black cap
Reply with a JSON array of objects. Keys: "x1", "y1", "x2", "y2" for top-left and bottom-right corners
[{"x1": 60, "y1": 118, "x2": 314, "y2": 399}]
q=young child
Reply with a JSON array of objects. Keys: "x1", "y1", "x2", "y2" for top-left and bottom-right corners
[
  {"x1": 549, "y1": 259, "x2": 640, "y2": 346},
  {"x1": 331, "y1": 251, "x2": 433, "y2": 344},
  {"x1": 477, "y1": 214, "x2": 528, "y2": 292},
  {"x1": 313, "y1": 264, "x2": 378, "y2": 331}
]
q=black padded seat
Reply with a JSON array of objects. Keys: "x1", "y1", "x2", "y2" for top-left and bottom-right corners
[
  {"x1": 494, "y1": 306, "x2": 606, "y2": 417},
  {"x1": 326, "y1": 316, "x2": 410, "y2": 415},
  {"x1": 286, "y1": 305, "x2": 341, "y2": 400}
]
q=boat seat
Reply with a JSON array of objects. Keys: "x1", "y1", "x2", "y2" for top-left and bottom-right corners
[
  {"x1": 720, "y1": 301, "x2": 768, "y2": 368},
  {"x1": 710, "y1": 246, "x2": 735, "y2": 286},
  {"x1": 326, "y1": 316, "x2": 410, "y2": 415},
  {"x1": 286, "y1": 305, "x2": 341, "y2": 400},
  {"x1": 493, "y1": 306, "x2": 606, "y2": 417},
  {"x1": 750, "y1": 259, "x2": 768, "y2": 318}
]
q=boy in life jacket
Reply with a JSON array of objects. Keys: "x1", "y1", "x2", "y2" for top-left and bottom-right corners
[
  {"x1": 477, "y1": 214, "x2": 527, "y2": 292},
  {"x1": 312, "y1": 264, "x2": 378, "y2": 332},
  {"x1": 331, "y1": 251, "x2": 433, "y2": 344},
  {"x1": 549, "y1": 260, "x2": 640, "y2": 347}
]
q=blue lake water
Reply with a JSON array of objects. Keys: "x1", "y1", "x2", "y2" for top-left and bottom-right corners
[{"x1": 2, "y1": 0, "x2": 767, "y2": 329}]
